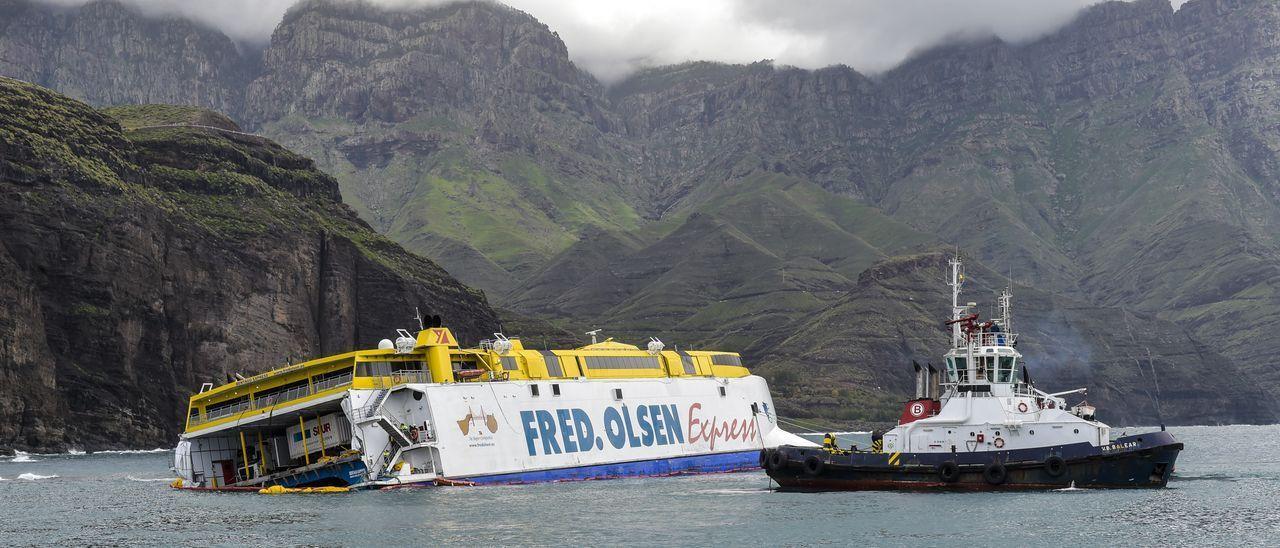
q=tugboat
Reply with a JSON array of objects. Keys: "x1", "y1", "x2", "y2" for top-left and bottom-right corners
[{"x1": 762, "y1": 257, "x2": 1183, "y2": 490}]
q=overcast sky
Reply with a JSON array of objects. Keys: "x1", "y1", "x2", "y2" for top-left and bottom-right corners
[{"x1": 36, "y1": 0, "x2": 1192, "y2": 82}]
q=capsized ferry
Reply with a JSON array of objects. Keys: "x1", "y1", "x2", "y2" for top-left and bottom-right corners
[
  {"x1": 763, "y1": 257, "x2": 1183, "y2": 491},
  {"x1": 171, "y1": 321, "x2": 811, "y2": 490}
]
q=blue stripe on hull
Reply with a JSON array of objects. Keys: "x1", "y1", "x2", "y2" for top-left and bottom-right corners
[{"x1": 459, "y1": 450, "x2": 761, "y2": 485}]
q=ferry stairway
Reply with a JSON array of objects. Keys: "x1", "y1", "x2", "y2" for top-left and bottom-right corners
[{"x1": 376, "y1": 416, "x2": 414, "y2": 448}]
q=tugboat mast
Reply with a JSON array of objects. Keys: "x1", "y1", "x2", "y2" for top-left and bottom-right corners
[{"x1": 948, "y1": 257, "x2": 965, "y2": 348}]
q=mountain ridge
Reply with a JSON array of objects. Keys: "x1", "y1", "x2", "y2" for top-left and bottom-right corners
[{"x1": 4, "y1": 0, "x2": 1280, "y2": 428}]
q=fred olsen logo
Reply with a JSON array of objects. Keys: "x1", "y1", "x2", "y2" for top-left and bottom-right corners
[
  {"x1": 520, "y1": 402, "x2": 759, "y2": 456},
  {"x1": 457, "y1": 407, "x2": 499, "y2": 435}
]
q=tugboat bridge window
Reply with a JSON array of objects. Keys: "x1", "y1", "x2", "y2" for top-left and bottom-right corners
[
  {"x1": 996, "y1": 356, "x2": 1017, "y2": 383},
  {"x1": 947, "y1": 357, "x2": 969, "y2": 382}
]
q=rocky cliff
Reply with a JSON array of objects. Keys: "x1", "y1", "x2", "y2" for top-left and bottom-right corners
[
  {"x1": 0, "y1": 0, "x2": 251, "y2": 115},
  {"x1": 0, "y1": 77, "x2": 498, "y2": 452},
  {"x1": 5, "y1": 0, "x2": 1280, "y2": 427}
]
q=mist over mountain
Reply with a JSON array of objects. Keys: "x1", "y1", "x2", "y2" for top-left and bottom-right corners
[
  {"x1": 3, "y1": 0, "x2": 1279, "y2": 441},
  {"x1": 22, "y1": 0, "x2": 1176, "y2": 82}
]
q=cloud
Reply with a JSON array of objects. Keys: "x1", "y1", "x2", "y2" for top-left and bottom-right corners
[
  {"x1": 36, "y1": 0, "x2": 295, "y2": 43},
  {"x1": 29, "y1": 0, "x2": 1180, "y2": 82}
]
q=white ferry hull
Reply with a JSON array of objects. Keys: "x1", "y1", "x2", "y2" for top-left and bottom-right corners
[{"x1": 347, "y1": 375, "x2": 810, "y2": 486}]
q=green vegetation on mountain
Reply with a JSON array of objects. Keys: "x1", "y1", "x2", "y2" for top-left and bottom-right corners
[
  {"x1": 0, "y1": 77, "x2": 498, "y2": 452},
  {"x1": 5, "y1": 0, "x2": 1280, "y2": 431}
]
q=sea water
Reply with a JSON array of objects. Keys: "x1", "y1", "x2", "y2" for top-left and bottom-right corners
[{"x1": 0, "y1": 425, "x2": 1276, "y2": 546}]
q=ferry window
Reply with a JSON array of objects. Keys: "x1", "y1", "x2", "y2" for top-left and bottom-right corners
[
  {"x1": 312, "y1": 369, "x2": 354, "y2": 392},
  {"x1": 539, "y1": 351, "x2": 564, "y2": 377},
  {"x1": 613, "y1": 388, "x2": 623, "y2": 400},
  {"x1": 680, "y1": 354, "x2": 696, "y2": 374},
  {"x1": 552, "y1": 384, "x2": 561, "y2": 396},
  {"x1": 253, "y1": 379, "x2": 309, "y2": 407},
  {"x1": 530, "y1": 384, "x2": 540, "y2": 397},
  {"x1": 719, "y1": 386, "x2": 727, "y2": 397},
  {"x1": 711, "y1": 354, "x2": 742, "y2": 366},
  {"x1": 584, "y1": 356, "x2": 661, "y2": 370},
  {"x1": 357, "y1": 361, "x2": 395, "y2": 377},
  {"x1": 499, "y1": 356, "x2": 521, "y2": 371}
]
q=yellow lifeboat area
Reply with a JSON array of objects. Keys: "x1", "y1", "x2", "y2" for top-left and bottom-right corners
[{"x1": 183, "y1": 327, "x2": 750, "y2": 437}]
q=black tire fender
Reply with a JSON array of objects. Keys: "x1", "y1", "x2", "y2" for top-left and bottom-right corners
[
  {"x1": 938, "y1": 460, "x2": 961, "y2": 483},
  {"x1": 1044, "y1": 455, "x2": 1067, "y2": 477},
  {"x1": 767, "y1": 449, "x2": 787, "y2": 471},
  {"x1": 802, "y1": 455, "x2": 825, "y2": 476},
  {"x1": 984, "y1": 462, "x2": 1008, "y2": 485}
]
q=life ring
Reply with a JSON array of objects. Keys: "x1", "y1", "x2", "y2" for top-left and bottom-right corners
[
  {"x1": 1044, "y1": 455, "x2": 1067, "y2": 477},
  {"x1": 983, "y1": 462, "x2": 1007, "y2": 485},
  {"x1": 993, "y1": 437, "x2": 1005, "y2": 449},
  {"x1": 938, "y1": 461, "x2": 961, "y2": 483},
  {"x1": 802, "y1": 455, "x2": 826, "y2": 476},
  {"x1": 766, "y1": 450, "x2": 787, "y2": 471},
  {"x1": 1017, "y1": 402, "x2": 1029, "y2": 413}
]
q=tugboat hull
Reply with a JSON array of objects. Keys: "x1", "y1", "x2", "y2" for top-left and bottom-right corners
[{"x1": 764, "y1": 431, "x2": 1182, "y2": 491}]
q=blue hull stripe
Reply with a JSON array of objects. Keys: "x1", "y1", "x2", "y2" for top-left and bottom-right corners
[{"x1": 459, "y1": 450, "x2": 760, "y2": 485}]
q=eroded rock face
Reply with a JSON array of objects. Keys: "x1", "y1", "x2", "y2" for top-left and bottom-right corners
[
  {"x1": 7, "y1": 0, "x2": 1280, "y2": 429},
  {"x1": 0, "y1": 0, "x2": 252, "y2": 116},
  {"x1": 0, "y1": 78, "x2": 499, "y2": 452}
]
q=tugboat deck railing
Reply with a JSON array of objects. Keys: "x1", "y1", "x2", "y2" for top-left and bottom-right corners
[{"x1": 952, "y1": 332, "x2": 1018, "y2": 349}]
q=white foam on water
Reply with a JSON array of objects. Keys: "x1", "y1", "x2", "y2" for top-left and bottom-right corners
[
  {"x1": 67, "y1": 449, "x2": 86, "y2": 456},
  {"x1": 693, "y1": 488, "x2": 768, "y2": 495},
  {"x1": 92, "y1": 448, "x2": 168, "y2": 455},
  {"x1": 126, "y1": 476, "x2": 172, "y2": 482},
  {"x1": 17, "y1": 473, "x2": 58, "y2": 480},
  {"x1": 9, "y1": 451, "x2": 39, "y2": 463},
  {"x1": 1055, "y1": 481, "x2": 1085, "y2": 492}
]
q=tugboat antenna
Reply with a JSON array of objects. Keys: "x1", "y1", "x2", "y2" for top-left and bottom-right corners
[{"x1": 1146, "y1": 347, "x2": 1166, "y2": 431}]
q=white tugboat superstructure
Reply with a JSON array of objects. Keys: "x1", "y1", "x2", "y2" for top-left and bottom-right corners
[
  {"x1": 882, "y1": 257, "x2": 1109, "y2": 455},
  {"x1": 763, "y1": 257, "x2": 1183, "y2": 491}
]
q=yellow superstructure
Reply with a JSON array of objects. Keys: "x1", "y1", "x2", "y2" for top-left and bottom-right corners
[{"x1": 184, "y1": 328, "x2": 749, "y2": 435}]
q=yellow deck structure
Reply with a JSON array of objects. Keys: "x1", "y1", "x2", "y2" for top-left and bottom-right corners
[{"x1": 184, "y1": 328, "x2": 749, "y2": 435}]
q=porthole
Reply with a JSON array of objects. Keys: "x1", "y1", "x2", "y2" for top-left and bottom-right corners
[
  {"x1": 412, "y1": 391, "x2": 423, "y2": 401},
  {"x1": 1073, "y1": 429, "x2": 1079, "y2": 434},
  {"x1": 1029, "y1": 430, "x2": 1035, "y2": 435}
]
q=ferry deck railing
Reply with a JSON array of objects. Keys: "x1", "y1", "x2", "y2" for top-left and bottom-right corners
[{"x1": 189, "y1": 372, "x2": 354, "y2": 428}]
